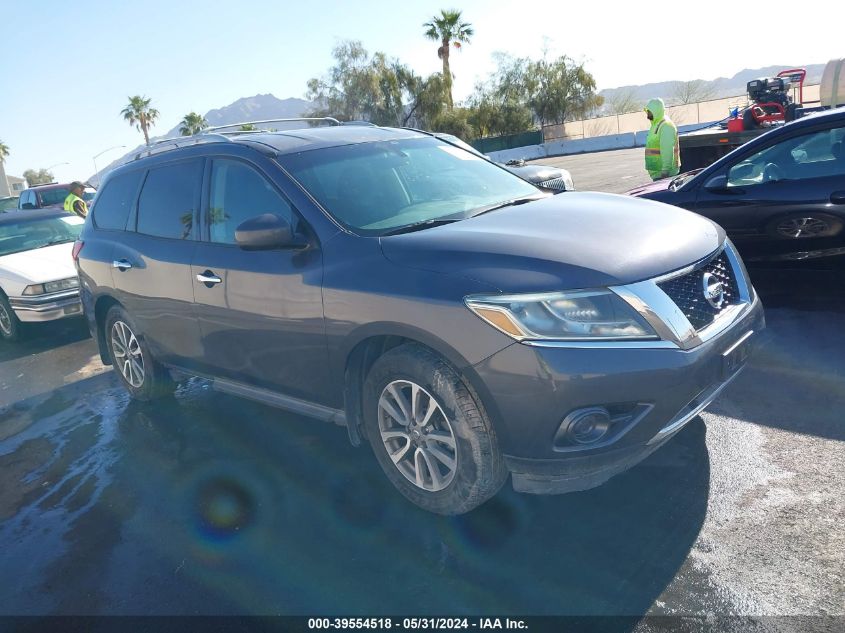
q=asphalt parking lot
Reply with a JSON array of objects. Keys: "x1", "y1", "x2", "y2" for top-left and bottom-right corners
[{"x1": 0, "y1": 150, "x2": 843, "y2": 625}]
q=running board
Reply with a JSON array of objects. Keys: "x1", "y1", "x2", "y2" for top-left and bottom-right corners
[{"x1": 212, "y1": 378, "x2": 347, "y2": 426}]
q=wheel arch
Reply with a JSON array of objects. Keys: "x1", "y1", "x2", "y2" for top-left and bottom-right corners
[{"x1": 340, "y1": 323, "x2": 506, "y2": 447}]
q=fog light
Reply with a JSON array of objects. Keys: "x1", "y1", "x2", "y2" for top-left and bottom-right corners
[{"x1": 562, "y1": 407, "x2": 612, "y2": 445}]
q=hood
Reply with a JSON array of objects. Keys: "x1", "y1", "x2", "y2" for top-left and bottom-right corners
[
  {"x1": 626, "y1": 177, "x2": 673, "y2": 196},
  {"x1": 0, "y1": 243, "x2": 77, "y2": 284},
  {"x1": 503, "y1": 163, "x2": 564, "y2": 183},
  {"x1": 645, "y1": 97, "x2": 665, "y2": 122},
  {"x1": 379, "y1": 192, "x2": 723, "y2": 293}
]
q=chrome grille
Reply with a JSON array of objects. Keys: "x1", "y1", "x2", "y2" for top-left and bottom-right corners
[
  {"x1": 657, "y1": 251, "x2": 741, "y2": 330},
  {"x1": 539, "y1": 177, "x2": 569, "y2": 191}
]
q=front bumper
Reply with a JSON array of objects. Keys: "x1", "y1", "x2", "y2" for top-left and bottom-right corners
[
  {"x1": 9, "y1": 289, "x2": 82, "y2": 323},
  {"x1": 471, "y1": 293, "x2": 765, "y2": 495}
]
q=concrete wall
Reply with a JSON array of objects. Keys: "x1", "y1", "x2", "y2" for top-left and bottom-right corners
[{"x1": 543, "y1": 84, "x2": 822, "y2": 142}]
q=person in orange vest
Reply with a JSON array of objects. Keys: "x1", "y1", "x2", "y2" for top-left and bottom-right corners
[{"x1": 644, "y1": 98, "x2": 680, "y2": 180}]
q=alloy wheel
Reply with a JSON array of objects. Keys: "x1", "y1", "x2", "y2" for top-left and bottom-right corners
[
  {"x1": 111, "y1": 320, "x2": 145, "y2": 388},
  {"x1": 0, "y1": 304, "x2": 11, "y2": 336},
  {"x1": 776, "y1": 217, "x2": 830, "y2": 238},
  {"x1": 377, "y1": 380, "x2": 458, "y2": 492}
]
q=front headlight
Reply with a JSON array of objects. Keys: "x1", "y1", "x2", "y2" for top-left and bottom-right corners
[
  {"x1": 22, "y1": 277, "x2": 79, "y2": 295},
  {"x1": 465, "y1": 289, "x2": 658, "y2": 341}
]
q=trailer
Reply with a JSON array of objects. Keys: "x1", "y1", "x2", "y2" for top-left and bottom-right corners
[{"x1": 679, "y1": 60, "x2": 844, "y2": 171}]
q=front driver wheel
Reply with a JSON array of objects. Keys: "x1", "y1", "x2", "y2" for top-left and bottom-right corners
[
  {"x1": 0, "y1": 295, "x2": 22, "y2": 342},
  {"x1": 105, "y1": 306, "x2": 174, "y2": 400},
  {"x1": 362, "y1": 344, "x2": 507, "y2": 515}
]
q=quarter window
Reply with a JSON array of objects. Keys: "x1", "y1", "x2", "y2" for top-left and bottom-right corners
[
  {"x1": 208, "y1": 159, "x2": 294, "y2": 244},
  {"x1": 136, "y1": 160, "x2": 202, "y2": 239},
  {"x1": 92, "y1": 170, "x2": 144, "y2": 231}
]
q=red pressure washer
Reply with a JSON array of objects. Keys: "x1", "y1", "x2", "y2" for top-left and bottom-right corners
[{"x1": 742, "y1": 68, "x2": 806, "y2": 130}]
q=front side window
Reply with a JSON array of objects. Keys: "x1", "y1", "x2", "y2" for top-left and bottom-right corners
[
  {"x1": 136, "y1": 160, "x2": 202, "y2": 239},
  {"x1": 93, "y1": 170, "x2": 144, "y2": 231},
  {"x1": 0, "y1": 215, "x2": 84, "y2": 256},
  {"x1": 728, "y1": 125, "x2": 845, "y2": 187},
  {"x1": 276, "y1": 137, "x2": 539, "y2": 235},
  {"x1": 208, "y1": 160, "x2": 294, "y2": 244}
]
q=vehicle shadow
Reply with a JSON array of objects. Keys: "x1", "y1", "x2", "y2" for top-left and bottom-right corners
[
  {"x1": 0, "y1": 378, "x2": 709, "y2": 620},
  {"x1": 0, "y1": 317, "x2": 90, "y2": 363}
]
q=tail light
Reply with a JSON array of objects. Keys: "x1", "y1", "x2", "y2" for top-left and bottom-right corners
[{"x1": 72, "y1": 240, "x2": 84, "y2": 262}]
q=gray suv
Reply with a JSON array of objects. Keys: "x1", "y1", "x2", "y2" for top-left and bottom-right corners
[{"x1": 75, "y1": 123, "x2": 764, "y2": 515}]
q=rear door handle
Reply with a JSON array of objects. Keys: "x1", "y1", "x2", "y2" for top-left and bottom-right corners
[
  {"x1": 196, "y1": 270, "x2": 222, "y2": 285},
  {"x1": 831, "y1": 191, "x2": 845, "y2": 205},
  {"x1": 112, "y1": 259, "x2": 132, "y2": 271}
]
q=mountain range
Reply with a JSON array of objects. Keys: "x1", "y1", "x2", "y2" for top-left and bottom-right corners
[{"x1": 599, "y1": 63, "x2": 827, "y2": 113}]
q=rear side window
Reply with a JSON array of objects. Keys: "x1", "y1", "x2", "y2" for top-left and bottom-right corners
[
  {"x1": 137, "y1": 160, "x2": 202, "y2": 239},
  {"x1": 93, "y1": 170, "x2": 143, "y2": 230}
]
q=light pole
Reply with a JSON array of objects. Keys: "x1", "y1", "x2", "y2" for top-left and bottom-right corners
[{"x1": 93, "y1": 145, "x2": 126, "y2": 187}]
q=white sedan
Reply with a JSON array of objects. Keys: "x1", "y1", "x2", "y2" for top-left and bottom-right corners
[{"x1": 0, "y1": 209, "x2": 84, "y2": 341}]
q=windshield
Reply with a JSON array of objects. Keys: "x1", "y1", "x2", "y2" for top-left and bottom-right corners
[
  {"x1": 37, "y1": 187, "x2": 96, "y2": 207},
  {"x1": 0, "y1": 215, "x2": 84, "y2": 256},
  {"x1": 0, "y1": 197, "x2": 19, "y2": 211},
  {"x1": 276, "y1": 137, "x2": 538, "y2": 235}
]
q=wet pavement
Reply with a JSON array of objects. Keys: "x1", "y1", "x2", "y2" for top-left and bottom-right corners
[{"x1": 0, "y1": 275, "x2": 842, "y2": 621}]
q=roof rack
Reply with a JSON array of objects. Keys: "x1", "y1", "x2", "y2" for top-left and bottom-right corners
[
  {"x1": 203, "y1": 117, "x2": 341, "y2": 133},
  {"x1": 132, "y1": 133, "x2": 232, "y2": 160}
]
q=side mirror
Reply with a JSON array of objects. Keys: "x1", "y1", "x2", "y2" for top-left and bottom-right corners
[
  {"x1": 704, "y1": 175, "x2": 730, "y2": 191},
  {"x1": 234, "y1": 214, "x2": 305, "y2": 250}
]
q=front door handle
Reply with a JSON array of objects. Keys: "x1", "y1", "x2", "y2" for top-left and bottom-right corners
[
  {"x1": 112, "y1": 259, "x2": 132, "y2": 271},
  {"x1": 196, "y1": 270, "x2": 222, "y2": 286},
  {"x1": 831, "y1": 191, "x2": 845, "y2": 205}
]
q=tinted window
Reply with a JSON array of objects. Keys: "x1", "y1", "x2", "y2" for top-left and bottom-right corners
[
  {"x1": 728, "y1": 125, "x2": 845, "y2": 187},
  {"x1": 208, "y1": 159, "x2": 294, "y2": 244},
  {"x1": 137, "y1": 160, "x2": 202, "y2": 239},
  {"x1": 93, "y1": 170, "x2": 143, "y2": 230},
  {"x1": 37, "y1": 188, "x2": 70, "y2": 206}
]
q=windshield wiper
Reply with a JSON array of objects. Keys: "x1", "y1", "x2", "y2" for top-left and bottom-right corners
[
  {"x1": 470, "y1": 195, "x2": 546, "y2": 217},
  {"x1": 36, "y1": 239, "x2": 74, "y2": 248},
  {"x1": 382, "y1": 218, "x2": 462, "y2": 236}
]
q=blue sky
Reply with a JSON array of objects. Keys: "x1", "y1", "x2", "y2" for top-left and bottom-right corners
[{"x1": 1, "y1": 0, "x2": 841, "y2": 183}]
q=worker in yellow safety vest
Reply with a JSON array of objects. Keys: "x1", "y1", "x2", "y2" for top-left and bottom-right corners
[
  {"x1": 644, "y1": 98, "x2": 680, "y2": 180},
  {"x1": 63, "y1": 181, "x2": 88, "y2": 218}
]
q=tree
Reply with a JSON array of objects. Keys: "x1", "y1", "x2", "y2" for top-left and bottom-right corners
[
  {"x1": 179, "y1": 112, "x2": 209, "y2": 136},
  {"x1": 671, "y1": 80, "x2": 716, "y2": 105},
  {"x1": 23, "y1": 168, "x2": 54, "y2": 186},
  {"x1": 121, "y1": 96, "x2": 160, "y2": 146},
  {"x1": 0, "y1": 140, "x2": 8, "y2": 162},
  {"x1": 605, "y1": 88, "x2": 643, "y2": 115},
  {"x1": 239, "y1": 124, "x2": 257, "y2": 131},
  {"x1": 465, "y1": 81, "x2": 533, "y2": 138},
  {"x1": 431, "y1": 108, "x2": 473, "y2": 140},
  {"x1": 423, "y1": 9, "x2": 473, "y2": 109},
  {"x1": 306, "y1": 40, "x2": 448, "y2": 128}
]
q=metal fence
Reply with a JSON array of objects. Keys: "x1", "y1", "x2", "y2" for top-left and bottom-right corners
[{"x1": 470, "y1": 130, "x2": 544, "y2": 154}]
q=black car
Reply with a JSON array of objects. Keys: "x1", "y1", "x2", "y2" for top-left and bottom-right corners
[
  {"x1": 628, "y1": 107, "x2": 845, "y2": 263},
  {"x1": 75, "y1": 123, "x2": 762, "y2": 515}
]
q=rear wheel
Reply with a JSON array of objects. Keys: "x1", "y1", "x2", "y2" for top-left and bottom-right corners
[
  {"x1": 105, "y1": 306, "x2": 174, "y2": 400},
  {"x1": 362, "y1": 344, "x2": 507, "y2": 515},
  {"x1": 0, "y1": 295, "x2": 21, "y2": 342}
]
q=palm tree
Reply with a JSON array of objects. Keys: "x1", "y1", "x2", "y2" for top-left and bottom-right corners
[
  {"x1": 0, "y1": 140, "x2": 8, "y2": 163},
  {"x1": 179, "y1": 112, "x2": 209, "y2": 136},
  {"x1": 121, "y1": 96, "x2": 160, "y2": 146},
  {"x1": 423, "y1": 9, "x2": 473, "y2": 109}
]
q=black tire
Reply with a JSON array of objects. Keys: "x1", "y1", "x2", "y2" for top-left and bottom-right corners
[
  {"x1": 742, "y1": 109, "x2": 758, "y2": 131},
  {"x1": 104, "y1": 305, "x2": 174, "y2": 401},
  {"x1": 362, "y1": 344, "x2": 507, "y2": 515},
  {"x1": 765, "y1": 213, "x2": 844, "y2": 240},
  {"x1": 0, "y1": 294, "x2": 22, "y2": 342}
]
